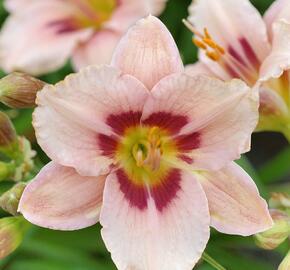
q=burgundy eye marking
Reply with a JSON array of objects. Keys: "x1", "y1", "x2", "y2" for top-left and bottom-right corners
[
  {"x1": 106, "y1": 111, "x2": 142, "y2": 135},
  {"x1": 98, "y1": 134, "x2": 118, "y2": 157},
  {"x1": 117, "y1": 169, "x2": 182, "y2": 212},
  {"x1": 117, "y1": 169, "x2": 149, "y2": 210},
  {"x1": 175, "y1": 132, "x2": 201, "y2": 152},
  {"x1": 143, "y1": 112, "x2": 188, "y2": 134},
  {"x1": 239, "y1": 37, "x2": 260, "y2": 69}
]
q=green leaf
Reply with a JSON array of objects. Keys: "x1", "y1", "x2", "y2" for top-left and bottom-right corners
[{"x1": 258, "y1": 146, "x2": 290, "y2": 184}]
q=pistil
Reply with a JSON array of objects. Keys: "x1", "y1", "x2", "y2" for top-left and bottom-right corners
[{"x1": 132, "y1": 127, "x2": 163, "y2": 171}]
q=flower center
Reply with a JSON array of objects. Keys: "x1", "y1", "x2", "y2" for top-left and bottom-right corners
[
  {"x1": 74, "y1": 0, "x2": 117, "y2": 29},
  {"x1": 131, "y1": 127, "x2": 163, "y2": 171},
  {"x1": 116, "y1": 126, "x2": 177, "y2": 186}
]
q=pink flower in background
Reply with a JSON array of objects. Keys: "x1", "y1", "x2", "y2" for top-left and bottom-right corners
[
  {"x1": 185, "y1": 0, "x2": 290, "y2": 140},
  {"x1": 19, "y1": 16, "x2": 272, "y2": 270},
  {"x1": 0, "y1": 0, "x2": 166, "y2": 75}
]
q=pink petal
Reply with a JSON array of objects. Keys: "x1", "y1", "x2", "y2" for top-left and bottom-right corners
[
  {"x1": 4, "y1": 0, "x2": 38, "y2": 12},
  {"x1": 19, "y1": 162, "x2": 106, "y2": 230},
  {"x1": 264, "y1": 0, "x2": 290, "y2": 39},
  {"x1": 100, "y1": 169, "x2": 210, "y2": 270},
  {"x1": 260, "y1": 20, "x2": 290, "y2": 82},
  {"x1": 34, "y1": 65, "x2": 149, "y2": 176},
  {"x1": 142, "y1": 73, "x2": 258, "y2": 170},
  {"x1": 188, "y1": 0, "x2": 270, "y2": 83},
  {"x1": 0, "y1": 1, "x2": 92, "y2": 75},
  {"x1": 197, "y1": 162, "x2": 273, "y2": 236},
  {"x1": 106, "y1": 0, "x2": 167, "y2": 32},
  {"x1": 185, "y1": 62, "x2": 215, "y2": 77},
  {"x1": 111, "y1": 15, "x2": 183, "y2": 90},
  {"x1": 72, "y1": 30, "x2": 121, "y2": 70}
]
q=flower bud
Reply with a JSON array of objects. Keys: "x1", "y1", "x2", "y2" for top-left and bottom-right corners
[
  {"x1": 0, "y1": 216, "x2": 29, "y2": 259},
  {"x1": 0, "y1": 72, "x2": 45, "y2": 108},
  {"x1": 0, "y1": 182, "x2": 26, "y2": 215},
  {"x1": 279, "y1": 250, "x2": 290, "y2": 270},
  {"x1": 0, "y1": 111, "x2": 19, "y2": 157},
  {"x1": 255, "y1": 210, "x2": 290, "y2": 250}
]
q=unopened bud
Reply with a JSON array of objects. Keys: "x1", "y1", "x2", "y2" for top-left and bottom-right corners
[
  {"x1": 0, "y1": 216, "x2": 29, "y2": 259},
  {"x1": 270, "y1": 193, "x2": 290, "y2": 210},
  {"x1": 0, "y1": 72, "x2": 45, "y2": 108},
  {"x1": 255, "y1": 210, "x2": 290, "y2": 250},
  {"x1": 0, "y1": 182, "x2": 26, "y2": 215},
  {"x1": 0, "y1": 111, "x2": 19, "y2": 158},
  {"x1": 279, "y1": 250, "x2": 290, "y2": 270}
]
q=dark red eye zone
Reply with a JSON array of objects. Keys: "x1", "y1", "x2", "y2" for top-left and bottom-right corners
[
  {"x1": 175, "y1": 132, "x2": 201, "y2": 152},
  {"x1": 116, "y1": 168, "x2": 182, "y2": 212},
  {"x1": 98, "y1": 134, "x2": 118, "y2": 157},
  {"x1": 142, "y1": 112, "x2": 188, "y2": 134},
  {"x1": 106, "y1": 111, "x2": 142, "y2": 135}
]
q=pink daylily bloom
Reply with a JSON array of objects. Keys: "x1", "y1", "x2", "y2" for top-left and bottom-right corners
[
  {"x1": 185, "y1": 0, "x2": 290, "y2": 141},
  {"x1": 0, "y1": 0, "x2": 167, "y2": 75},
  {"x1": 19, "y1": 16, "x2": 272, "y2": 270}
]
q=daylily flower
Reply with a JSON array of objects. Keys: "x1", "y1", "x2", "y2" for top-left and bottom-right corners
[
  {"x1": 0, "y1": 0, "x2": 167, "y2": 75},
  {"x1": 19, "y1": 16, "x2": 272, "y2": 270},
  {"x1": 185, "y1": 0, "x2": 290, "y2": 141}
]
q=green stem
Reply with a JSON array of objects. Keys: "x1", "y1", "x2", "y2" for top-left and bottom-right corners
[{"x1": 202, "y1": 252, "x2": 227, "y2": 270}]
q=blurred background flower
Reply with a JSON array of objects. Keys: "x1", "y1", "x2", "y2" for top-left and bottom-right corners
[{"x1": 0, "y1": 0, "x2": 167, "y2": 75}]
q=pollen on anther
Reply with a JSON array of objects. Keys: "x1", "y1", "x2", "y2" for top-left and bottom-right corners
[
  {"x1": 183, "y1": 20, "x2": 225, "y2": 61},
  {"x1": 206, "y1": 51, "x2": 220, "y2": 61},
  {"x1": 192, "y1": 38, "x2": 207, "y2": 50}
]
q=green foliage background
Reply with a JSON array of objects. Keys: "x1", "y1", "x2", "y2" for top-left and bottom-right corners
[{"x1": 0, "y1": 0, "x2": 289, "y2": 269}]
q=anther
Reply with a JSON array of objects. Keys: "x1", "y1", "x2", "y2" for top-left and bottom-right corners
[
  {"x1": 193, "y1": 38, "x2": 207, "y2": 50},
  {"x1": 182, "y1": 19, "x2": 225, "y2": 60},
  {"x1": 203, "y1": 28, "x2": 211, "y2": 39},
  {"x1": 206, "y1": 51, "x2": 220, "y2": 61}
]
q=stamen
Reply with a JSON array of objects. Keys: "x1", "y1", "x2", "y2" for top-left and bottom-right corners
[
  {"x1": 193, "y1": 38, "x2": 207, "y2": 50},
  {"x1": 203, "y1": 28, "x2": 211, "y2": 39},
  {"x1": 182, "y1": 19, "x2": 203, "y2": 38},
  {"x1": 150, "y1": 148, "x2": 161, "y2": 171},
  {"x1": 182, "y1": 19, "x2": 225, "y2": 62},
  {"x1": 148, "y1": 126, "x2": 161, "y2": 148},
  {"x1": 206, "y1": 51, "x2": 220, "y2": 62}
]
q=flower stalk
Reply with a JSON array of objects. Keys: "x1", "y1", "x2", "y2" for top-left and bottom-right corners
[{"x1": 202, "y1": 252, "x2": 227, "y2": 270}]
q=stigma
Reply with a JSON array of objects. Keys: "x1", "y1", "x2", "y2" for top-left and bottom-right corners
[{"x1": 132, "y1": 126, "x2": 163, "y2": 171}]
